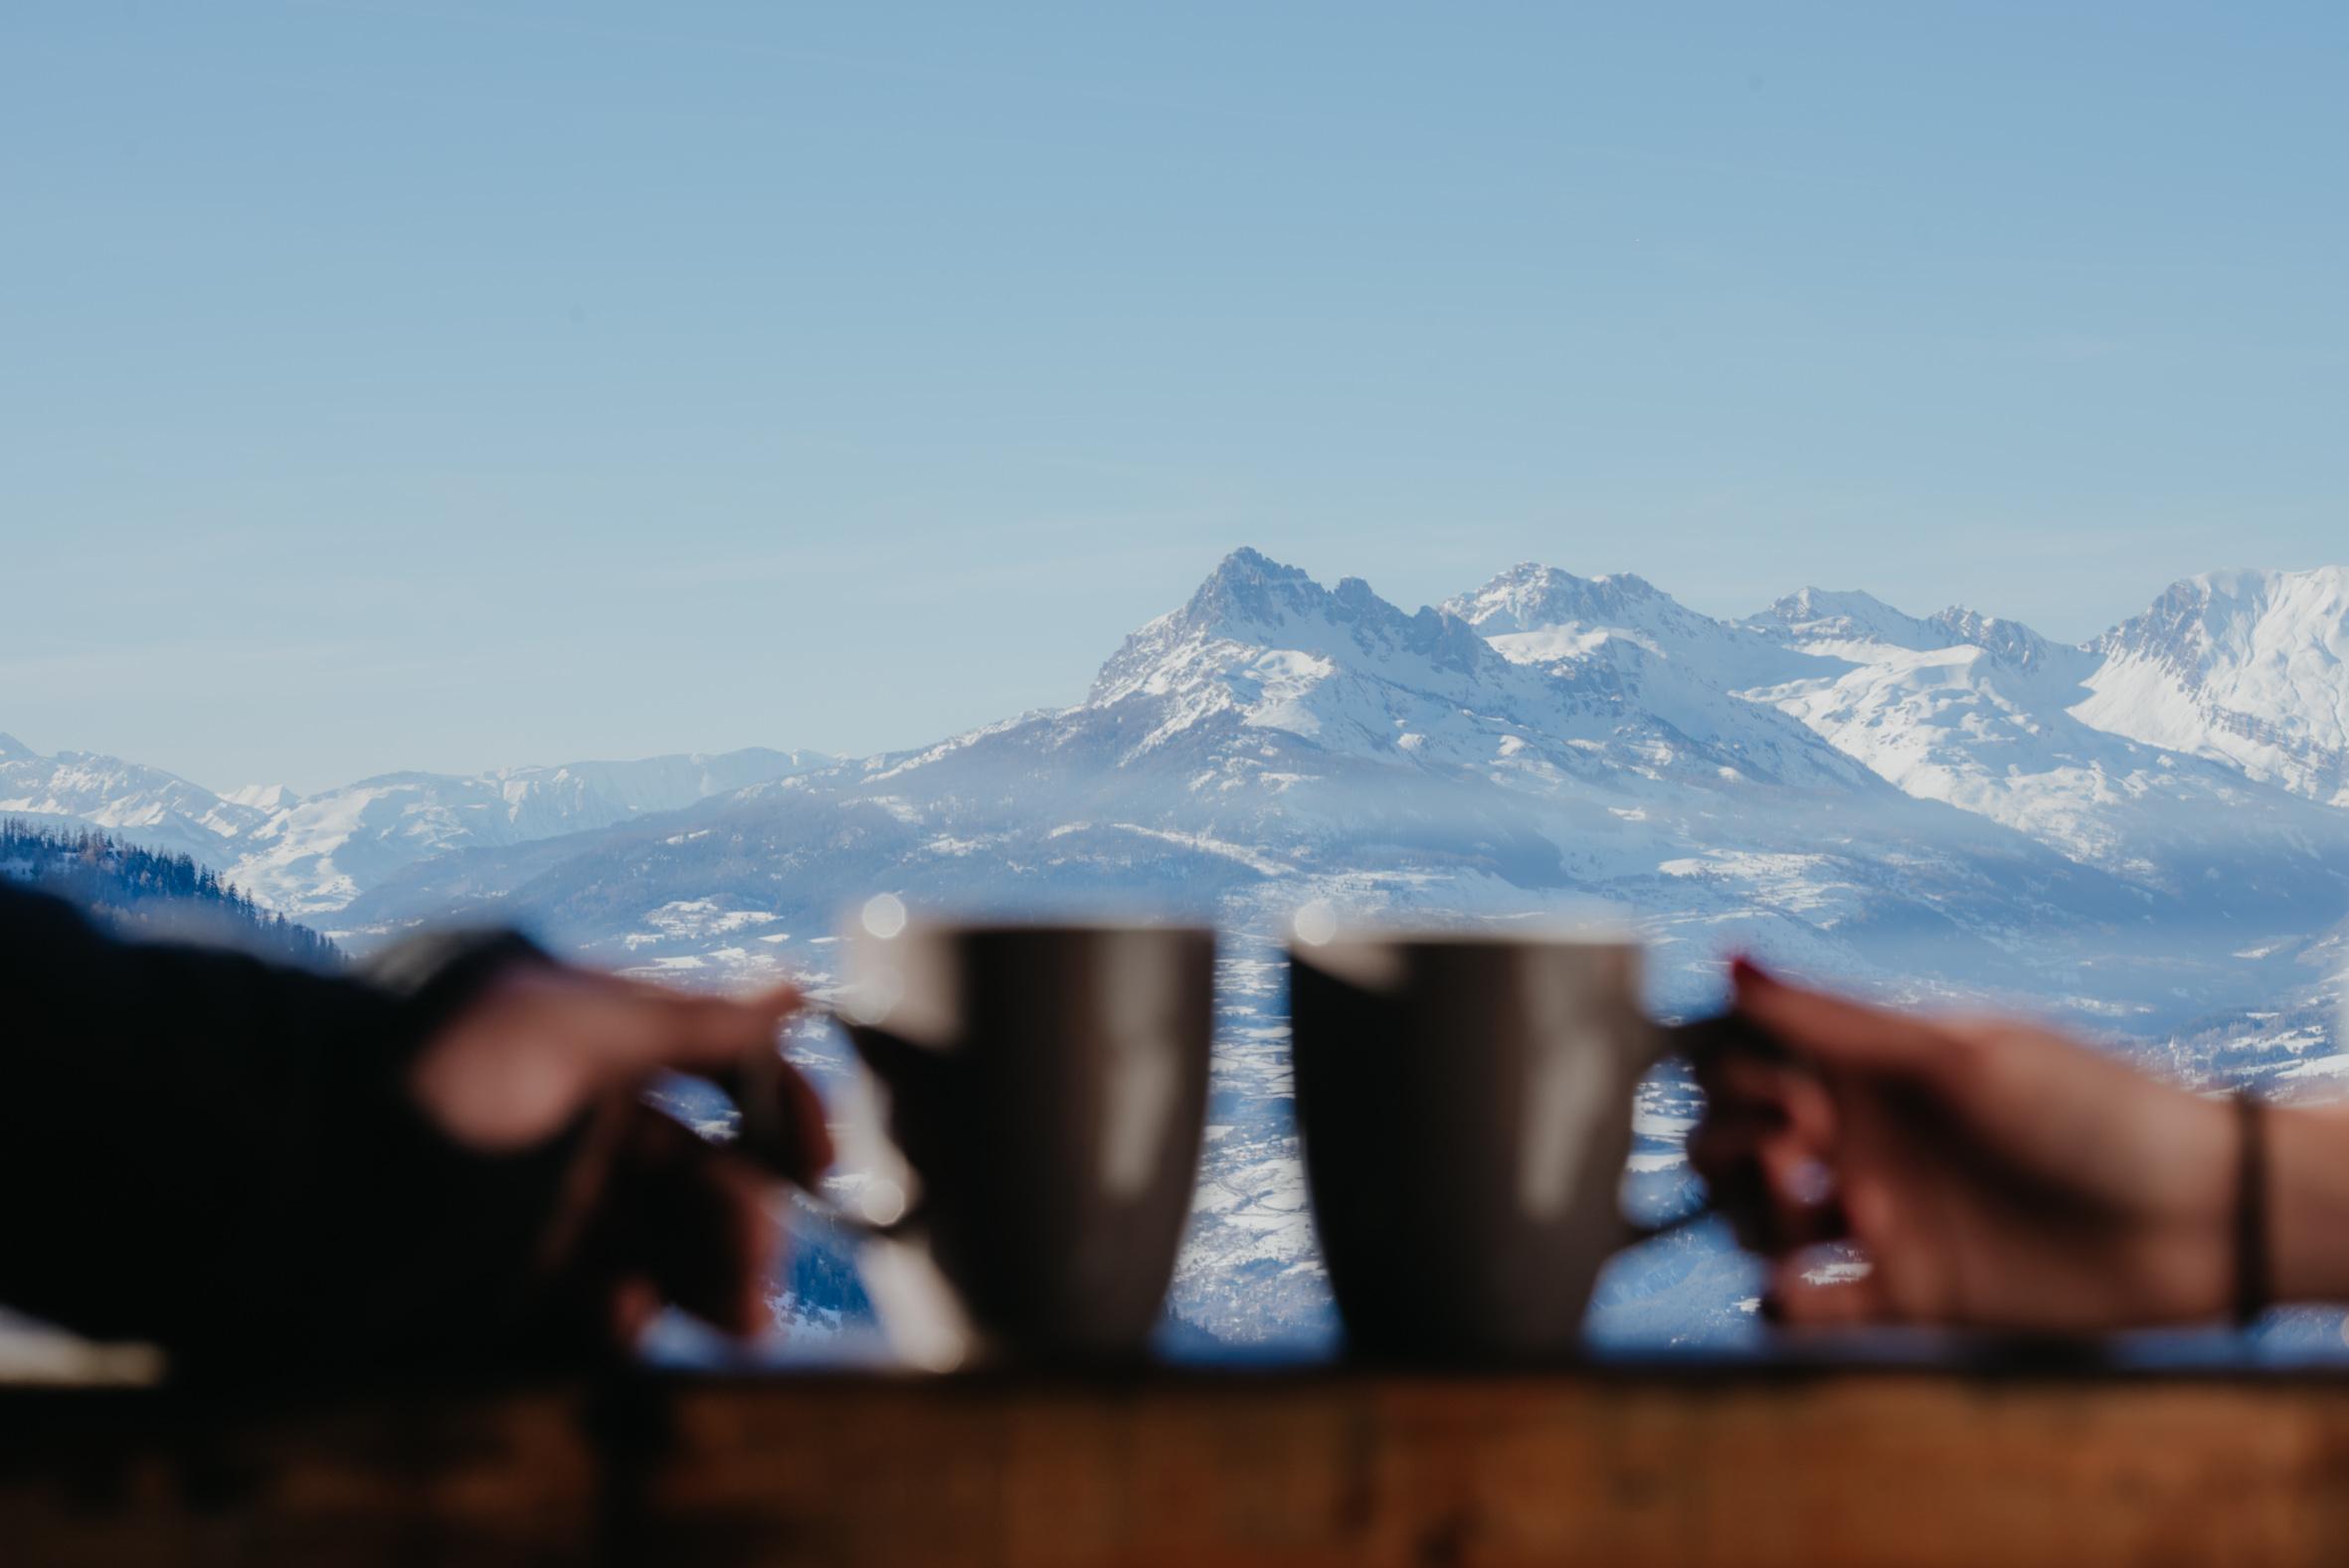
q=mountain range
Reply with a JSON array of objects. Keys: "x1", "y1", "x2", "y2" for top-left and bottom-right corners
[
  {"x1": 20, "y1": 550, "x2": 2340, "y2": 1015},
  {"x1": 0, "y1": 739, "x2": 832, "y2": 914},
  {"x1": 14, "y1": 549, "x2": 2347, "y2": 1351}
]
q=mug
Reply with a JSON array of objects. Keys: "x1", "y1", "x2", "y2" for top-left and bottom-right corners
[
  {"x1": 745, "y1": 918, "x2": 1216, "y2": 1367},
  {"x1": 1289, "y1": 928, "x2": 1713, "y2": 1361}
]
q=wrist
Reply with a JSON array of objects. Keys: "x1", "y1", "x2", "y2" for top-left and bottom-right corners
[
  {"x1": 2264, "y1": 1103, "x2": 2349, "y2": 1306},
  {"x1": 2139, "y1": 1091, "x2": 2243, "y2": 1322}
]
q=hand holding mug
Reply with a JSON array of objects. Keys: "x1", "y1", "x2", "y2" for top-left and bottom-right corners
[
  {"x1": 1692, "y1": 959, "x2": 2248, "y2": 1331},
  {"x1": 409, "y1": 963, "x2": 832, "y2": 1346}
]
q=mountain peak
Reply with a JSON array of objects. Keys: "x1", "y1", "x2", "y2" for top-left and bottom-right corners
[
  {"x1": 2072, "y1": 564, "x2": 2349, "y2": 802},
  {"x1": 1087, "y1": 550, "x2": 1491, "y2": 711},
  {"x1": 2181, "y1": 564, "x2": 2348, "y2": 603},
  {"x1": 1208, "y1": 544, "x2": 1289, "y2": 578},
  {"x1": 0, "y1": 733, "x2": 33, "y2": 763},
  {"x1": 223, "y1": 782, "x2": 301, "y2": 811},
  {"x1": 2098, "y1": 565, "x2": 2349, "y2": 667},
  {"x1": 1442, "y1": 563, "x2": 1671, "y2": 636},
  {"x1": 1926, "y1": 606, "x2": 2077, "y2": 674},
  {"x1": 1157, "y1": 548, "x2": 1461, "y2": 653},
  {"x1": 1773, "y1": 586, "x2": 1903, "y2": 621},
  {"x1": 1174, "y1": 547, "x2": 1324, "y2": 635},
  {"x1": 1745, "y1": 587, "x2": 1936, "y2": 651}
]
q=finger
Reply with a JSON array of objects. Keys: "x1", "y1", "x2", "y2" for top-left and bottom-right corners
[
  {"x1": 532, "y1": 1090, "x2": 633, "y2": 1277},
  {"x1": 1687, "y1": 1130, "x2": 1847, "y2": 1254},
  {"x1": 611, "y1": 975, "x2": 802, "y2": 1017},
  {"x1": 592, "y1": 983, "x2": 806, "y2": 1085},
  {"x1": 721, "y1": 1043, "x2": 836, "y2": 1188},
  {"x1": 773, "y1": 1054, "x2": 835, "y2": 1186},
  {"x1": 1697, "y1": 1056, "x2": 1836, "y2": 1142},
  {"x1": 1691, "y1": 1051, "x2": 1775, "y2": 1113},
  {"x1": 1685, "y1": 1099, "x2": 1799, "y2": 1180},
  {"x1": 625, "y1": 1114, "x2": 782, "y2": 1337},
  {"x1": 1730, "y1": 958, "x2": 1960, "y2": 1081},
  {"x1": 1765, "y1": 1254, "x2": 1893, "y2": 1326},
  {"x1": 609, "y1": 1275, "x2": 663, "y2": 1348},
  {"x1": 1682, "y1": 1116, "x2": 1777, "y2": 1251},
  {"x1": 672, "y1": 1153, "x2": 780, "y2": 1337},
  {"x1": 1776, "y1": 1070, "x2": 1838, "y2": 1150},
  {"x1": 1755, "y1": 1138, "x2": 1848, "y2": 1248},
  {"x1": 1692, "y1": 1061, "x2": 1838, "y2": 1173},
  {"x1": 1705, "y1": 1159, "x2": 1786, "y2": 1254},
  {"x1": 1685, "y1": 1111, "x2": 1773, "y2": 1181}
]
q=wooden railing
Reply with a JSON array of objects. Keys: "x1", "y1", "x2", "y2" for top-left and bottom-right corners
[{"x1": 8, "y1": 1364, "x2": 2349, "y2": 1565}]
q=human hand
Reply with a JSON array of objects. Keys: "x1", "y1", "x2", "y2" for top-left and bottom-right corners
[
  {"x1": 1689, "y1": 959, "x2": 2240, "y2": 1331},
  {"x1": 407, "y1": 964, "x2": 832, "y2": 1344}
]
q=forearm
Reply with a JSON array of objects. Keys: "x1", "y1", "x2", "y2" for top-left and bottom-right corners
[
  {"x1": 0, "y1": 887, "x2": 573, "y2": 1363},
  {"x1": 2266, "y1": 1103, "x2": 2349, "y2": 1305}
]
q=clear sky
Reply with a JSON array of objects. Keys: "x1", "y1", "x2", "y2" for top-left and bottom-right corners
[{"x1": 6, "y1": 2, "x2": 2346, "y2": 793}]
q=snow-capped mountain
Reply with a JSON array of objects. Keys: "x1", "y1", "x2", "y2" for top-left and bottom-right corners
[
  {"x1": 222, "y1": 783, "x2": 299, "y2": 812},
  {"x1": 347, "y1": 549, "x2": 2161, "y2": 1019},
  {"x1": 1718, "y1": 586, "x2": 2349, "y2": 917},
  {"x1": 2073, "y1": 568, "x2": 2349, "y2": 807},
  {"x1": 0, "y1": 735, "x2": 831, "y2": 913},
  {"x1": 1740, "y1": 586, "x2": 1955, "y2": 657},
  {"x1": 1437, "y1": 565, "x2": 1876, "y2": 793},
  {"x1": 1743, "y1": 589, "x2": 2085, "y2": 680},
  {"x1": 1433, "y1": 566, "x2": 2349, "y2": 932},
  {"x1": 1090, "y1": 548, "x2": 1862, "y2": 795},
  {"x1": 0, "y1": 735, "x2": 269, "y2": 867},
  {"x1": 227, "y1": 749, "x2": 834, "y2": 913},
  {"x1": 1442, "y1": 562, "x2": 1820, "y2": 692},
  {"x1": 311, "y1": 547, "x2": 2349, "y2": 1047}
]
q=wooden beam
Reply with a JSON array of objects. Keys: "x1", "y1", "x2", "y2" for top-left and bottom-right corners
[{"x1": 7, "y1": 1369, "x2": 2349, "y2": 1565}]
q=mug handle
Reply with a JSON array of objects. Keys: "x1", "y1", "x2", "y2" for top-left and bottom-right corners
[
  {"x1": 1618, "y1": 1013, "x2": 1794, "y2": 1248},
  {"x1": 717, "y1": 1003, "x2": 926, "y2": 1243}
]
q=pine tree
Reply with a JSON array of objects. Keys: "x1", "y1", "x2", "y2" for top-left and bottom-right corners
[{"x1": 0, "y1": 819, "x2": 340, "y2": 967}]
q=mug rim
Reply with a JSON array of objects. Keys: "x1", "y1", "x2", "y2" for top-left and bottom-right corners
[
  {"x1": 852, "y1": 915, "x2": 1219, "y2": 943},
  {"x1": 1288, "y1": 924, "x2": 1637, "y2": 956}
]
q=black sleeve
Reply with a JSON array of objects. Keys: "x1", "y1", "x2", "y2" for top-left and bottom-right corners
[{"x1": 0, "y1": 882, "x2": 579, "y2": 1369}]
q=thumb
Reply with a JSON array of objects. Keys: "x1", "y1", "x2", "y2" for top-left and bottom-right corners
[{"x1": 1731, "y1": 958, "x2": 1962, "y2": 1084}]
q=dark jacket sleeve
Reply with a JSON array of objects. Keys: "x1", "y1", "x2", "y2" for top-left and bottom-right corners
[{"x1": 0, "y1": 882, "x2": 577, "y2": 1369}]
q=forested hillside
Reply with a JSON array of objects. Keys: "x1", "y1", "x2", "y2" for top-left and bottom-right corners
[{"x1": 0, "y1": 819, "x2": 339, "y2": 968}]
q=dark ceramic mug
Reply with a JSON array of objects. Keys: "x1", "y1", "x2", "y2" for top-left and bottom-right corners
[
  {"x1": 1289, "y1": 928, "x2": 1724, "y2": 1361},
  {"x1": 741, "y1": 918, "x2": 1215, "y2": 1367}
]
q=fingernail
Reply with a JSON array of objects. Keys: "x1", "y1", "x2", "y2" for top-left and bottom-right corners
[{"x1": 1788, "y1": 1159, "x2": 1835, "y2": 1207}]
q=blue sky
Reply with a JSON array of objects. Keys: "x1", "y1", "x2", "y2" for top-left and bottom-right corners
[{"x1": 7, "y1": 2, "x2": 2346, "y2": 792}]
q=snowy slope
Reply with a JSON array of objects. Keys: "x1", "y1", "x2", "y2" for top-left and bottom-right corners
[
  {"x1": 1440, "y1": 564, "x2": 1875, "y2": 792},
  {"x1": 1726, "y1": 591, "x2": 2349, "y2": 915},
  {"x1": 222, "y1": 783, "x2": 299, "y2": 811},
  {"x1": 1444, "y1": 563, "x2": 1822, "y2": 691},
  {"x1": 0, "y1": 735, "x2": 268, "y2": 867},
  {"x1": 226, "y1": 749, "x2": 834, "y2": 914},
  {"x1": 1740, "y1": 586, "x2": 1951, "y2": 655},
  {"x1": 1431, "y1": 572, "x2": 2349, "y2": 922},
  {"x1": 2073, "y1": 568, "x2": 2349, "y2": 807}
]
